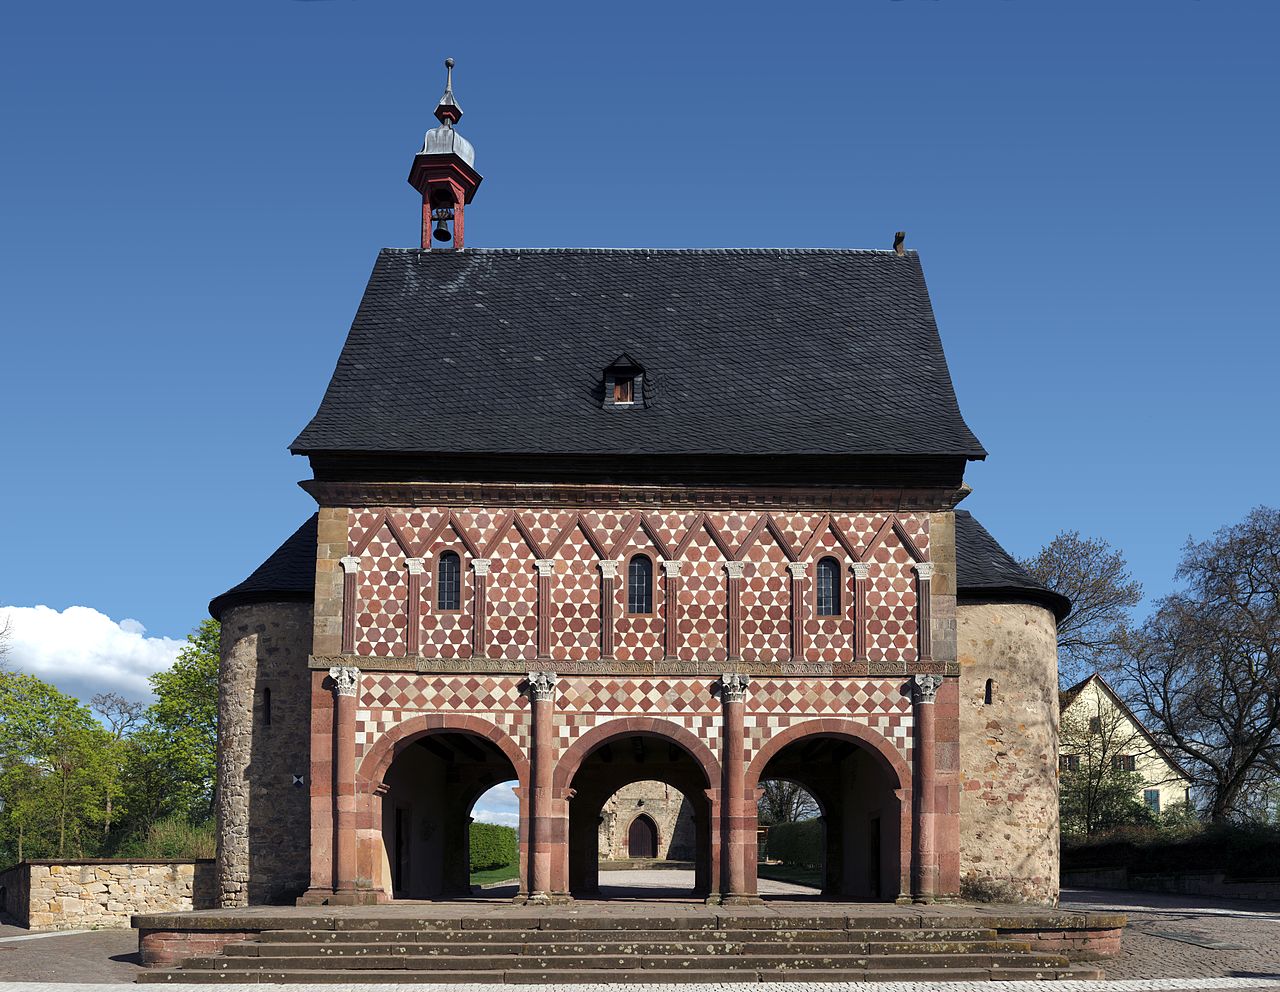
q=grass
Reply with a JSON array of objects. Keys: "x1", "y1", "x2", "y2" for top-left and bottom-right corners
[
  {"x1": 756, "y1": 862, "x2": 823, "y2": 889},
  {"x1": 470, "y1": 864, "x2": 519, "y2": 887}
]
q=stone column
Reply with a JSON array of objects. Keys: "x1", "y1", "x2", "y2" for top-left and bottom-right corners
[
  {"x1": 852, "y1": 562, "x2": 870, "y2": 663},
  {"x1": 527, "y1": 671, "x2": 558, "y2": 902},
  {"x1": 598, "y1": 560, "x2": 618, "y2": 658},
  {"x1": 534, "y1": 559, "x2": 554, "y2": 659},
  {"x1": 328, "y1": 664, "x2": 361, "y2": 899},
  {"x1": 912, "y1": 672, "x2": 942, "y2": 902},
  {"x1": 724, "y1": 562, "x2": 744, "y2": 660},
  {"x1": 913, "y1": 562, "x2": 934, "y2": 663},
  {"x1": 339, "y1": 556, "x2": 360, "y2": 654},
  {"x1": 787, "y1": 561, "x2": 807, "y2": 662},
  {"x1": 404, "y1": 558, "x2": 424, "y2": 656},
  {"x1": 663, "y1": 560, "x2": 682, "y2": 659},
  {"x1": 720, "y1": 672, "x2": 755, "y2": 903},
  {"x1": 471, "y1": 558, "x2": 490, "y2": 658}
]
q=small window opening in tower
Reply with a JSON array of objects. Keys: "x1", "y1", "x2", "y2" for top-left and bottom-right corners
[
  {"x1": 262, "y1": 687, "x2": 272, "y2": 726},
  {"x1": 984, "y1": 679, "x2": 995, "y2": 705}
]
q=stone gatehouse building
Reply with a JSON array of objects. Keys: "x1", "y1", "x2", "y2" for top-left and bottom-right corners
[{"x1": 209, "y1": 67, "x2": 1069, "y2": 909}]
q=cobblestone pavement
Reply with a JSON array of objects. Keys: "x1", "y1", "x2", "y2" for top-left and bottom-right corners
[
  {"x1": 1062, "y1": 888, "x2": 1280, "y2": 982},
  {"x1": 596, "y1": 868, "x2": 817, "y2": 897},
  {"x1": 0, "y1": 923, "x2": 140, "y2": 983}
]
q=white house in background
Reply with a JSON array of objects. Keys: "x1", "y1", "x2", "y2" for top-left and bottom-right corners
[{"x1": 1059, "y1": 673, "x2": 1193, "y2": 815}]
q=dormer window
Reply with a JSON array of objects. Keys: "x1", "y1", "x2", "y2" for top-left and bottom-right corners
[{"x1": 603, "y1": 353, "x2": 645, "y2": 409}]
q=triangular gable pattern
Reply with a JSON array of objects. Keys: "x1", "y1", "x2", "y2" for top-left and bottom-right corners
[{"x1": 344, "y1": 508, "x2": 931, "y2": 664}]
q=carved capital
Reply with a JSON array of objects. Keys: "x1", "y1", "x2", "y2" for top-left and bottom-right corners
[
  {"x1": 851, "y1": 562, "x2": 870, "y2": 580},
  {"x1": 598, "y1": 560, "x2": 620, "y2": 580},
  {"x1": 526, "y1": 671, "x2": 558, "y2": 702},
  {"x1": 786, "y1": 561, "x2": 807, "y2": 580},
  {"x1": 720, "y1": 672, "x2": 750, "y2": 704},
  {"x1": 662, "y1": 560, "x2": 682, "y2": 578},
  {"x1": 471, "y1": 557, "x2": 491, "y2": 577},
  {"x1": 339, "y1": 555, "x2": 361, "y2": 575},
  {"x1": 912, "y1": 561, "x2": 935, "y2": 582},
  {"x1": 534, "y1": 559, "x2": 555, "y2": 578},
  {"x1": 723, "y1": 561, "x2": 745, "y2": 580},
  {"x1": 328, "y1": 665, "x2": 361, "y2": 698},
  {"x1": 404, "y1": 557, "x2": 425, "y2": 575},
  {"x1": 913, "y1": 673, "x2": 943, "y2": 705}
]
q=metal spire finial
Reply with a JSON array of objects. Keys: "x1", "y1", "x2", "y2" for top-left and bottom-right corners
[{"x1": 435, "y1": 57, "x2": 463, "y2": 125}]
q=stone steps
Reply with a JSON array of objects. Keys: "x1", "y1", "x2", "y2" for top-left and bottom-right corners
[{"x1": 138, "y1": 918, "x2": 1104, "y2": 984}]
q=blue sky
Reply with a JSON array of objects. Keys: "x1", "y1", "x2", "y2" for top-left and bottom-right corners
[{"x1": 1, "y1": 1, "x2": 1278, "y2": 709}]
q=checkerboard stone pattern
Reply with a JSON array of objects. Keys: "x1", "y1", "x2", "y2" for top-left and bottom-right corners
[
  {"x1": 744, "y1": 678, "x2": 914, "y2": 765},
  {"x1": 556, "y1": 677, "x2": 723, "y2": 755},
  {"x1": 354, "y1": 673, "x2": 530, "y2": 759},
  {"x1": 345, "y1": 507, "x2": 930, "y2": 667}
]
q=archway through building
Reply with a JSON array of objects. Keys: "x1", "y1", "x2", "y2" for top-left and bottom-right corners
[
  {"x1": 749, "y1": 727, "x2": 907, "y2": 901},
  {"x1": 376, "y1": 730, "x2": 520, "y2": 900},
  {"x1": 564, "y1": 729, "x2": 716, "y2": 899}
]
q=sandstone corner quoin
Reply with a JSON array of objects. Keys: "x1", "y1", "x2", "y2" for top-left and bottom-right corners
[{"x1": 204, "y1": 61, "x2": 1072, "y2": 914}]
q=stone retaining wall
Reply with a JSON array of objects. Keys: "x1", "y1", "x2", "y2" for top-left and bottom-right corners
[
  {"x1": 0, "y1": 860, "x2": 216, "y2": 930},
  {"x1": 1063, "y1": 866, "x2": 1280, "y2": 901}
]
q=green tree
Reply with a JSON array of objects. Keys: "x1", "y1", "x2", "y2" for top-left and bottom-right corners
[
  {"x1": 129, "y1": 619, "x2": 219, "y2": 824},
  {"x1": 0, "y1": 671, "x2": 114, "y2": 859}
]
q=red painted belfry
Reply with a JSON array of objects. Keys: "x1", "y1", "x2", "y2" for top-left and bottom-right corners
[{"x1": 408, "y1": 58, "x2": 482, "y2": 249}]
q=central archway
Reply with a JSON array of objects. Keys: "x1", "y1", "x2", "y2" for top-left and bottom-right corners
[{"x1": 553, "y1": 718, "x2": 721, "y2": 899}]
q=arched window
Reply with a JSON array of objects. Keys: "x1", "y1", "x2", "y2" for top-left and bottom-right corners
[
  {"x1": 627, "y1": 555, "x2": 653, "y2": 615},
  {"x1": 816, "y1": 557, "x2": 841, "y2": 616},
  {"x1": 984, "y1": 678, "x2": 996, "y2": 705},
  {"x1": 437, "y1": 551, "x2": 461, "y2": 611}
]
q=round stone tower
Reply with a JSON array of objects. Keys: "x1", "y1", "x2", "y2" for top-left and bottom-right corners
[
  {"x1": 209, "y1": 516, "x2": 317, "y2": 907},
  {"x1": 953, "y1": 509, "x2": 1070, "y2": 905}
]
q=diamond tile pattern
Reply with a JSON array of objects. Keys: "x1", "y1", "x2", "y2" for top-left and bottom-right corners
[
  {"x1": 744, "y1": 678, "x2": 913, "y2": 763},
  {"x1": 346, "y1": 507, "x2": 929, "y2": 667},
  {"x1": 556, "y1": 677, "x2": 722, "y2": 753},
  {"x1": 354, "y1": 673, "x2": 529, "y2": 758}
]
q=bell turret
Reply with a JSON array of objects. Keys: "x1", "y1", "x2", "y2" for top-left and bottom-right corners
[{"x1": 408, "y1": 58, "x2": 483, "y2": 249}]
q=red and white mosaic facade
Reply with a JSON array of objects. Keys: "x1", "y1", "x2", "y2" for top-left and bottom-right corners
[{"x1": 306, "y1": 501, "x2": 958, "y2": 907}]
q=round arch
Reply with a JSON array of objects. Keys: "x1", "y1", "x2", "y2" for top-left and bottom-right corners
[
  {"x1": 357, "y1": 713, "x2": 528, "y2": 790},
  {"x1": 744, "y1": 717, "x2": 910, "y2": 794},
  {"x1": 552, "y1": 717, "x2": 722, "y2": 797},
  {"x1": 626, "y1": 811, "x2": 660, "y2": 859}
]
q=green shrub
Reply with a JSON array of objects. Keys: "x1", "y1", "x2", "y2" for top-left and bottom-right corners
[
  {"x1": 765, "y1": 819, "x2": 823, "y2": 867},
  {"x1": 115, "y1": 816, "x2": 216, "y2": 860},
  {"x1": 469, "y1": 822, "x2": 517, "y2": 871},
  {"x1": 1062, "y1": 822, "x2": 1280, "y2": 879}
]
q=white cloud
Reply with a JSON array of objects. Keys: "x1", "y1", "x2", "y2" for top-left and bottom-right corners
[
  {"x1": 473, "y1": 783, "x2": 519, "y2": 828},
  {"x1": 0, "y1": 604, "x2": 184, "y2": 704}
]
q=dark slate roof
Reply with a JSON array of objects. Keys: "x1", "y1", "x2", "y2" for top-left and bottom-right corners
[
  {"x1": 291, "y1": 248, "x2": 986, "y2": 459},
  {"x1": 954, "y1": 510, "x2": 1071, "y2": 621},
  {"x1": 208, "y1": 515, "x2": 317, "y2": 620},
  {"x1": 208, "y1": 510, "x2": 1068, "y2": 623}
]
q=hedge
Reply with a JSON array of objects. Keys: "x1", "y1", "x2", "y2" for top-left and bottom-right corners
[
  {"x1": 765, "y1": 819, "x2": 823, "y2": 867},
  {"x1": 1062, "y1": 822, "x2": 1280, "y2": 879},
  {"x1": 469, "y1": 822, "x2": 518, "y2": 871}
]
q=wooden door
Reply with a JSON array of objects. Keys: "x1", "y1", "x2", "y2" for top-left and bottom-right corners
[{"x1": 628, "y1": 814, "x2": 658, "y2": 858}]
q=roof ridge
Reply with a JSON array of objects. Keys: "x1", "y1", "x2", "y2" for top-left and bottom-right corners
[{"x1": 379, "y1": 247, "x2": 917, "y2": 256}]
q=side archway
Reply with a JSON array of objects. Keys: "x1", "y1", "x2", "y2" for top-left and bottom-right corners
[
  {"x1": 355, "y1": 714, "x2": 528, "y2": 900},
  {"x1": 746, "y1": 718, "x2": 911, "y2": 901}
]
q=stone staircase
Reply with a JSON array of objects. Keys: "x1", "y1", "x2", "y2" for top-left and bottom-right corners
[{"x1": 138, "y1": 914, "x2": 1104, "y2": 983}]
